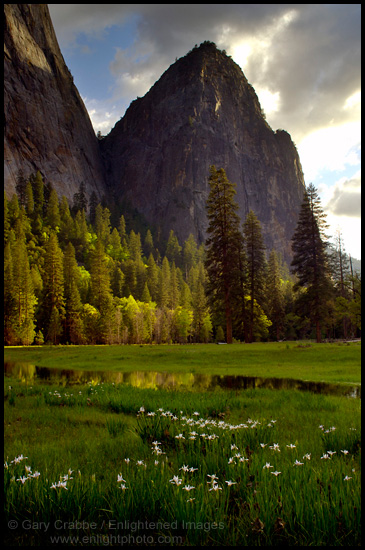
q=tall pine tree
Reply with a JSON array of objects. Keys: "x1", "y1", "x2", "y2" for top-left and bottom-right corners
[
  {"x1": 41, "y1": 231, "x2": 65, "y2": 343},
  {"x1": 63, "y1": 242, "x2": 84, "y2": 343},
  {"x1": 205, "y1": 166, "x2": 244, "y2": 343},
  {"x1": 291, "y1": 183, "x2": 333, "y2": 342},
  {"x1": 243, "y1": 210, "x2": 267, "y2": 342}
]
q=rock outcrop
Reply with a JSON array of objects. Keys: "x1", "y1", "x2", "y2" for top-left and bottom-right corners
[
  {"x1": 101, "y1": 42, "x2": 305, "y2": 262},
  {"x1": 4, "y1": 4, "x2": 106, "y2": 202}
]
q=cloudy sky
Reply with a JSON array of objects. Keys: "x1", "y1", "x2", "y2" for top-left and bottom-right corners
[{"x1": 48, "y1": 4, "x2": 361, "y2": 259}]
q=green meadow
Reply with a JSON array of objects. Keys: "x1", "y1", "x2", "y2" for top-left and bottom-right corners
[
  {"x1": 4, "y1": 342, "x2": 361, "y2": 546},
  {"x1": 3, "y1": 341, "x2": 361, "y2": 384}
]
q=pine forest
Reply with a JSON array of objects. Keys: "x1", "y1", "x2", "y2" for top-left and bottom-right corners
[{"x1": 4, "y1": 169, "x2": 360, "y2": 347}]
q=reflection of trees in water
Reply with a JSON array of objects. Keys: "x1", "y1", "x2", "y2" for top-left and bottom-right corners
[{"x1": 4, "y1": 361, "x2": 360, "y2": 398}]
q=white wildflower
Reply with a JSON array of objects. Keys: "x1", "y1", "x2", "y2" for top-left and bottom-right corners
[
  {"x1": 182, "y1": 485, "x2": 195, "y2": 492},
  {"x1": 16, "y1": 476, "x2": 28, "y2": 484},
  {"x1": 169, "y1": 475, "x2": 182, "y2": 486},
  {"x1": 209, "y1": 482, "x2": 222, "y2": 491}
]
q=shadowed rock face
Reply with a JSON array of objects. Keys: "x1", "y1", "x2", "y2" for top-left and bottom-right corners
[
  {"x1": 101, "y1": 42, "x2": 305, "y2": 261},
  {"x1": 4, "y1": 4, "x2": 106, "y2": 202},
  {"x1": 4, "y1": 7, "x2": 304, "y2": 262}
]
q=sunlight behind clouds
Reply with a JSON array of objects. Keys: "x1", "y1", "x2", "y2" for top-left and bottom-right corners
[
  {"x1": 343, "y1": 91, "x2": 361, "y2": 111},
  {"x1": 256, "y1": 89, "x2": 280, "y2": 115},
  {"x1": 297, "y1": 121, "x2": 361, "y2": 182}
]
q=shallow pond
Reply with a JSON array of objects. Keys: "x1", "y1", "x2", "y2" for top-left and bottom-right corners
[{"x1": 4, "y1": 361, "x2": 361, "y2": 398}]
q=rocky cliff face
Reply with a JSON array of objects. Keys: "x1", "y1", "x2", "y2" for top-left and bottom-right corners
[
  {"x1": 101, "y1": 42, "x2": 305, "y2": 262},
  {"x1": 5, "y1": 7, "x2": 305, "y2": 263},
  {"x1": 4, "y1": 4, "x2": 106, "y2": 202}
]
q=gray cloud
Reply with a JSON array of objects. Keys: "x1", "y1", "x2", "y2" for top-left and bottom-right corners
[{"x1": 326, "y1": 172, "x2": 361, "y2": 217}]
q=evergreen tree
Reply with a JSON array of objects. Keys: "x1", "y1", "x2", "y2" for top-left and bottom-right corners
[
  {"x1": 45, "y1": 188, "x2": 61, "y2": 230},
  {"x1": 73, "y1": 209, "x2": 90, "y2": 259},
  {"x1": 4, "y1": 241, "x2": 16, "y2": 344},
  {"x1": 41, "y1": 232, "x2": 65, "y2": 342},
  {"x1": 63, "y1": 242, "x2": 84, "y2": 343},
  {"x1": 166, "y1": 230, "x2": 182, "y2": 267},
  {"x1": 95, "y1": 204, "x2": 111, "y2": 246},
  {"x1": 146, "y1": 253, "x2": 159, "y2": 302},
  {"x1": 59, "y1": 196, "x2": 74, "y2": 243},
  {"x1": 291, "y1": 183, "x2": 333, "y2": 342},
  {"x1": 15, "y1": 169, "x2": 27, "y2": 207},
  {"x1": 110, "y1": 264, "x2": 125, "y2": 298},
  {"x1": 204, "y1": 166, "x2": 244, "y2": 343},
  {"x1": 243, "y1": 210, "x2": 267, "y2": 342},
  {"x1": 89, "y1": 239, "x2": 113, "y2": 341},
  {"x1": 109, "y1": 227, "x2": 123, "y2": 260},
  {"x1": 123, "y1": 259, "x2": 137, "y2": 297},
  {"x1": 129, "y1": 230, "x2": 143, "y2": 262},
  {"x1": 135, "y1": 257, "x2": 147, "y2": 300},
  {"x1": 25, "y1": 181, "x2": 34, "y2": 216},
  {"x1": 191, "y1": 263, "x2": 209, "y2": 342},
  {"x1": 11, "y1": 239, "x2": 37, "y2": 344},
  {"x1": 329, "y1": 231, "x2": 351, "y2": 298},
  {"x1": 72, "y1": 182, "x2": 88, "y2": 214},
  {"x1": 169, "y1": 262, "x2": 180, "y2": 309},
  {"x1": 141, "y1": 282, "x2": 152, "y2": 303},
  {"x1": 144, "y1": 229, "x2": 155, "y2": 259},
  {"x1": 4, "y1": 191, "x2": 11, "y2": 245},
  {"x1": 266, "y1": 250, "x2": 285, "y2": 340},
  {"x1": 90, "y1": 240, "x2": 113, "y2": 312},
  {"x1": 158, "y1": 257, "x2": 171, "y2": 308},
  {"x1": 88, "y1": 191, "x2": 98, "y2": 226},
  {"x1": 118, "y1": 215, "x2": 128, "y2": 248},
  {"x1": 30, "y1": 171, "x2": 45, "y2": 216},
  {"x1": 183, "y1": 234, "x2": 198, "y2": 278}
]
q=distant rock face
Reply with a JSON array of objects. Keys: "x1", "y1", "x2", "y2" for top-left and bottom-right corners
[
  {"x1": 101, "y1": 42, "x2": 305, "y2": 262},
  {"x1": 4, "y1": 4, "x2": 106, "y2": 202}
]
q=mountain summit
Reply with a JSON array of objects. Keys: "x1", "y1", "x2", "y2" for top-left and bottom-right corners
[{"x1": 101, "y1": 41, "x2": 305, "y2": 261}]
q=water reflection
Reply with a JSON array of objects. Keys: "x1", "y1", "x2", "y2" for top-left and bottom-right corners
[{"x1": 4, "y1": 361, "x2": 361, "y2": 398}]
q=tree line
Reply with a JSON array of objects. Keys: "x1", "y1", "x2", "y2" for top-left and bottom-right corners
[
  {"x1": 4, "y1": 168, "x2": 360, "y2": 346},
  {"x1": 205, "y1": 166, "x2": 360, "y2": 343}
]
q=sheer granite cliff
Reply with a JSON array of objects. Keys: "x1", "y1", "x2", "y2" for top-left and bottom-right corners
[
  {"x1": 101, "y1": 42, "x2": 305, "y2": 262},
  {"x1": 4, "y1": 4, "x2": 106, "y2": 202},
  {"x1": 5, "y1": 6, "x2": 305, "y2": 263}
]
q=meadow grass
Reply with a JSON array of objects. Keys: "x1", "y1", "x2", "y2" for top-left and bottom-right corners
[
  {"x1": 4, "y1": 375, "x2": 361, "y2": 546},
  {"x1": 4, "y1": 340, "x2": 361, "y2": 384}
]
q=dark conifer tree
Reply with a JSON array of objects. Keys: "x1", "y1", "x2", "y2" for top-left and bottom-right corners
[
  {"x1": 243, "y1": 210, "x2": 267, "y2": 342},
  {"x1": 204, "y1": 166, "x2": 244, "y2": 343},
  {"x1": 72, "y1": 182, "x2": 88, "y2": 215},
  {"x1": 291, "y1": 183, "x2": 333, "y2": 342}
]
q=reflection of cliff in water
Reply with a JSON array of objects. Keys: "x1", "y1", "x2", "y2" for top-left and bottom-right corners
[{"x1": 4, "y1": 361, "x2": 361, "y2": 398}]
